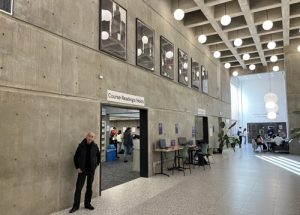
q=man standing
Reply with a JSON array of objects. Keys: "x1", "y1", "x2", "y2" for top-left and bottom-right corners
[
  {"x1": 69, "y1": 132, "x2": 100, "y2": 213},
  {"x1": 237, "y1": 127, "x2": 243, "y2": 148}
]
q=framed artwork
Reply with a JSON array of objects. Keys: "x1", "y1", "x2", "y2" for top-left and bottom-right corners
[
  {"x1": 100, "y1": 0, "x2": 127, "y2": 60},
  {"x1": 178, "y1": 49, "x2": 189, "y2": 86},
  {"x1": 136, "y1": 19, "x2": 155, "y2": 71},
  {"x1": 191, "y1": 58, "x2": 201, "y2": 89},
  {"x1": 160, "y1": 36, "x2": 174, "y2": 79},
  {"x1": 201, "y1": 65, "x2": 208, "y2": 94}
]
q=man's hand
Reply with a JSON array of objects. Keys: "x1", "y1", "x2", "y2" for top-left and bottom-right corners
[{"x1": 77, "y1": 168, "x2": 83, "y2": 173}]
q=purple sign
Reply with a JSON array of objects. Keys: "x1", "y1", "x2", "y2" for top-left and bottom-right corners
[
  {"x1": 159, "y1": 123, "x2": 163, "y2": 135},
  {"x1": 192, "y1": 126, "x2": 196, "y2": 137},
  {"x1": 175, "y1": 123, "x2": 179, "y2": 134}
]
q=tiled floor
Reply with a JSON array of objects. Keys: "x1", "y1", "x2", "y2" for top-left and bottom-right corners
[{"x1": 52, "y1": 145, "x2": 300, "y2": 215}]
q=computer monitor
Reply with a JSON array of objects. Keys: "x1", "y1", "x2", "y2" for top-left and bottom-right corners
[
  {"x1": 178, "y1": 137, "x2": 187, "y2": 145},
  {"x1": 159, "y1": 139, "x2": 167, "y2": 149}
]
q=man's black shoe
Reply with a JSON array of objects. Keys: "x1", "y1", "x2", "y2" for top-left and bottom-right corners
[
  {"x1": 69, "y1": 207, "x2": 78, "y2": 213},
  {"x1": 85, "y1": 205, "x2": 95, "y2": 210}
]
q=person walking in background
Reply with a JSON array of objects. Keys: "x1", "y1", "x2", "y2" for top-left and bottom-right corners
[
  {"x1": 123, "y1": 127, "x2": 133, "y2": 163},
  {"x1": 69, "y1": 132, "x2": 100, "y2": 213},
  {"x1": 110, "y1": 127, "x2": 119, "y2": 159},
  {"x1": 243, "y1": 128, "x2": 248, "y2": 144},
  {"x1": 116, "y1": 130, "x2": 123, "y2": 153},
  {"x1": 237, "y1": 127, "x2": 243, "y2": 148}
]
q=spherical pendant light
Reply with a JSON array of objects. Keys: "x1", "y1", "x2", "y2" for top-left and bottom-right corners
[
  {"x1": 265, "y1": 101, "x2": 276, "y2": 109},
  {"x1": 267, "y1": 112, "x2": 277, "y2": 120},
  {"x1": 273, "y1": 65, "x2": 279, "y2": 72},
  {"x1": 142, "y1": 36, "x2": 149, "y2": 44},
  {"x1": 270, "y1": 55, "x2": 278, "y2": 62},
  {"x1": 213, "y1": 51, "x2": 221, "y2": 58},
  {"x1": 184, "y1": 76, "x2": 188, "y2": 82},
  {"x1": 183, "y1": 62, "x2": 188, "y2": 69},
  {"x1": 249, "y1": 64, "x2": 256, "y2": 71},
  {"x1": 224, "y1": 63, "x2": 231, "y2": 69},
  {"x1": 166, "y1": 51, "x2": 173, "y2": 59},
  {"x1": 174, "y1": 9, "x2": 185, "y2": 21},
  {"x1": 264, "y1": 93, "x2": 278, "y2": 103},
  {"x1": 198, "y1": 34, "x2": 207, "y2": 44},
  {"x1": 220, "y1": 15, "x2": 231, "y2": 26},
  {"x1": 262, "y1": 20, "x2": 273, "y2": 30},
  {"x1": 234, "y1": 38, "x2": 243, "y2": 47},
  {"x1": 266, "y1": 103, "x2": 279, "y2": 113},
  {"x1": 137, "y1": 48, "x2": 142, "y2": 56},
  {"x1": 297, "y1": 45, "x2": 300, "y2": 52},
  {"x1": 243, "y1": 53, "x2": 250, "y2": 61},
  {"x1": 267, "y1": 41, "x2": 276, "y2": 50},
  {"x1": 232, "y1": 71, "x2": 238, "y2": 76},
  {"x1": 101, "y1": 31, "x2": 109, "y2": 40}
]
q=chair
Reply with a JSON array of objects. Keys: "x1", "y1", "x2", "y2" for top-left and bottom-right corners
[
  {"x1": 207, "y1": 147, "x2": 215, "y2": 164},
  {"x1": 172, "y1": 145, "x2": 191, "y2": 176},
  {"x1": 252, "y1": 138, "x2": 263, "y2": 152},
  {"x1": 196, "y1": 143, "x2": 210, "y2": 170}
]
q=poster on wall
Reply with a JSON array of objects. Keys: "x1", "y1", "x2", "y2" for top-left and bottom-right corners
[
  {"x1": 136, "y1": 19, "x2": 155, "y2": 71},
  {"x1": 100, "y1": 0, "x2": 127, "y2": 60},
  {"x1": 191, "y1": 58, "x2": 201, "y2": 89},
  {"x1": 201, "y1": 65, "x2": 208, "y2": 94},
  {"x1": 178, "y1": 49, "x2": 189, "y2": 86},
  {"x1": 192, "y1": 126, "x2": 196, "y2": 137},
  {"x1": 160, "y1": 36, "x2": 174, "y2": 79},
  {"x1": 158, "y1": 123, "x2": 163, "y2": 135}
]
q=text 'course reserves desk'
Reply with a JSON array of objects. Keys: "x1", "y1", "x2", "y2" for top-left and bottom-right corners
[{"x1": 153, "y1": 146, "x2": 183, "y2": 177}]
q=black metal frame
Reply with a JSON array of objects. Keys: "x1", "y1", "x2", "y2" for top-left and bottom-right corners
[{"x1": 160, "y1": 35, "x2": 174, "y2": 80}]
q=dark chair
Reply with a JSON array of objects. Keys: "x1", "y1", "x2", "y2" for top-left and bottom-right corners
[
  {"x1": 194, "y1": 143, "x2": 210, "y2": 170},
  {"x1": 172, "y1": 145, "x2": 191, "y2": 176}
]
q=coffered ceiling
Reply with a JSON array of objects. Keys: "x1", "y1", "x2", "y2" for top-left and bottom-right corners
[{"x1": 171, "y1": 0, "x2": 300, "y2": 75}]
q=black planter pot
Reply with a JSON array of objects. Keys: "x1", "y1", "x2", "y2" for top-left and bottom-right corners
[{"x1": 218, "y1": 148, "x2": 223, "y2": 153}]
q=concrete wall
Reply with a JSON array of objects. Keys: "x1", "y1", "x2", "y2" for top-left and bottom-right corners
[
  {"x1": 284, "y1": 43, "x2": 300, "y2": 154},
  {"x1": 0, "y1": 0, "x2": 231, "y2": 214}
]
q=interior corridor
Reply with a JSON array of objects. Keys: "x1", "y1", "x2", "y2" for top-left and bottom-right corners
[{"x1": 52, "y1": 146, "x2": 300, "y2": 215}]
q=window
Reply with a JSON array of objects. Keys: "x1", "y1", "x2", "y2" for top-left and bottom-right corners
[{"x1": 0, "y1": 0, "x2": 13, "y2": 15}]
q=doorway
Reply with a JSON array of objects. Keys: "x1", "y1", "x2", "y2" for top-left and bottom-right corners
[
  {"x1": 195, "y1": 116, "x2": 208, "y2": 144},
  {"x1": 100, "y1": 105, "x2": 148, "y2": 193}
]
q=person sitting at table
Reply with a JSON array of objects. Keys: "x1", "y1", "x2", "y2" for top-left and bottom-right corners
[
  {"x1": 274, "y1": 134, "x2": 284, "y2": 146},
  {"x1": 256, "y1": 135, "x2": 267, "y2": 151}
]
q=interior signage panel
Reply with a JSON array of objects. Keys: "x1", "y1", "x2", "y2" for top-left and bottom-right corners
[
  {"x1": 107, "y1": 90, "x2": 145, "y2": 107},
  {"x1": 197, "y1": 108, "x2": 206, "y2": 115}
]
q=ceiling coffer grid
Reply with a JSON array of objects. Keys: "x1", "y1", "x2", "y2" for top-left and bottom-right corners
[{"x1": 173, "y1": 0, "x2": 300, "y2": 75}]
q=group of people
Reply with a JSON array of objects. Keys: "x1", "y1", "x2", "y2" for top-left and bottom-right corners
[
  {"x1": 110, "y1": 127, "x2": 134, "y2": 163},
  {"x1": 256, "y1": 133, "x2": 284, "y2": 152}
]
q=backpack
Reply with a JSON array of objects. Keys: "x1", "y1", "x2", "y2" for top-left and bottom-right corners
[{"x1": 237, "y1": 130, "x2": 241, "y2": 136}]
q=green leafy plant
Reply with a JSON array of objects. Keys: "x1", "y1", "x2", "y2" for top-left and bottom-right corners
[{"x1": 218, "y1": 121, "x2": 237, "y2": 152}]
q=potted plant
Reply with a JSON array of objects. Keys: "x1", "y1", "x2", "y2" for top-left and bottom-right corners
[{"x1": 218, "y1": 121, "x2": 237, "y2": 153}]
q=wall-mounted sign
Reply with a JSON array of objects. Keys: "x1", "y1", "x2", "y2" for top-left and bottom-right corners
[
  {"x1": 107, "y1": 90, "x2": 145, "y2": 106},
  {"x1": 197, "y1": 108, "x2": 206, "y2": 116},
  {"x1": 158, "y1": 123, "x2": 163, "y2": 135}
]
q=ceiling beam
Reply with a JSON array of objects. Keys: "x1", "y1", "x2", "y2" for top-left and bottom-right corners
[
  {"x1": 193, "y1": 0, "x2": 246, "y2": 69},
  {"x1": 237, "y1": 0, "x2": 267, "y2": 66},
  {"x1": 281, "y1": 0, "x2": 290, "y2": 46}
]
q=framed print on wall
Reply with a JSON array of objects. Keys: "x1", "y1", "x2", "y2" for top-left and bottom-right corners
[
  {"x1": 160, "y1": 36, "x2": 174, "y2": 79},
  {"x1": 100, "y1": 0, "x2": 127, "y2": 60},
  {"x1": 201, "y1": 65, "x2": 208, "y2": 94},
  {"x1": 191, "y1": 58, "x2": 201, "y2": 89},
  {"x1": 136, "y1": 19, "x2": 155, "y2": 71},
  {"x1": 178, "y1": 49, "x2": 189, "y2": 86}
]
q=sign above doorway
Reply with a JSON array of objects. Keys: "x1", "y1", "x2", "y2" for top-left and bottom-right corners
[
  {"x1": 197, "y1": 108, "x2": 206, "y2": 116},
  {"x1": 107, "y1": 90, "x2": 145, "y2": 107}
]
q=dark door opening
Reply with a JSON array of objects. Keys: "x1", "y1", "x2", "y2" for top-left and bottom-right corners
[
  {"x1": 195, "y1": 116, "x2": 208, "y2": 144},
  {"x1": 100, "y1": 104, "x2": 148, "y2": 194}
]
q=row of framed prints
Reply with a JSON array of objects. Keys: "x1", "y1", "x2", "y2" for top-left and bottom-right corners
[{"x1": 99, "y1": 0, "x2": 208, "y2": 93}]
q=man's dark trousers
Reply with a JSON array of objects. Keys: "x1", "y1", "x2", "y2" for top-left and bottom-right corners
[{"x1": 73, "y1": 171, "x2": 95, "y2": 209}]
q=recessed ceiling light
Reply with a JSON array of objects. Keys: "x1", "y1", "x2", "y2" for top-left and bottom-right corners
[
  {"x1": 198, "y1": 34, "x2": 207, "y2": 44},
  {"x1": 273, "y1": 66, "x2": 279, "y2": 72},
  {"x1": 213, "y1": 51, "x2": 221, "y2": 58},
  {"x1": 249, "y1": 64, "x2": 256, "y2": 71},
  {"x1": 262, "y1": 20, "x2": 273, "y2": 31},
  {"x1": 220, "y1": 15, "x2": 231, "y2": 26},
  {"x1": 267, "y1": 41, "x2": 276, "y2": 50},
  {"x1": 243, "y1": 53, "x2": 250, "y2": 61},
  {"x1": 232, "y1": 71, "x2": 239, "y2": 76},
  {"x1": 234, "y1": 38, "x2": 243, "y2": 47},
  {"x1": 270, "y1": 55, "x2": 278, "y2": 62},
  {"x1": 173, "y1": 9, "x2": 185, "y2": 21},
  {"x1": 224, "y1": 63, "x2": 231, "y2": 69}
]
